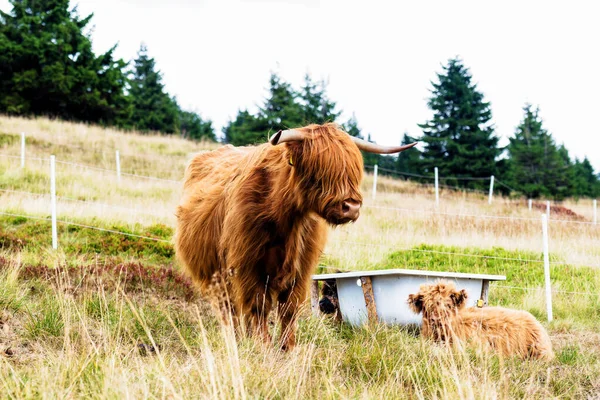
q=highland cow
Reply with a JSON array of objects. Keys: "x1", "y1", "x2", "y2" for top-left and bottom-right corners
[
  {"x1": 175, "y1": 123, "x2": 415, "y2": 350},
  {"x1": 408, "y1": 280, "x2": 554, "y2": 360}
]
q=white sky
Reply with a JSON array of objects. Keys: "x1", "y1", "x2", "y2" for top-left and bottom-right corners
[{"x1": 2, "y1": 0, "x2": 599, "y2": 171}]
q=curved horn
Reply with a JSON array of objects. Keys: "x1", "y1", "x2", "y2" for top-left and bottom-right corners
[
  {"x1": 350, "y1": 136, "x2": 418, "y2": 154},
  {"x1": 269, "y1": 129, "x2": 305, "y2": 145}
]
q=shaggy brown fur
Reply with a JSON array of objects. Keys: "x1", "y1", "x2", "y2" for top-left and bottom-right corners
[
  {"x1": 175, "y1": 123, "x2": 363, "y2": 350},
  {"x1": 408, "y1": 281, "x2": 554, "y2": 360}
]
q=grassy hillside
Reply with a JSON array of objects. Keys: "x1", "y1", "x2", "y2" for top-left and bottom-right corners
[{"x1": 1, "y1": 115, "x2": 600, "y2": 398}]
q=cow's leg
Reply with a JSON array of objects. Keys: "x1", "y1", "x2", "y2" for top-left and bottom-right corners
[
  {"x1": 276, "y1": 218, "x2": 328, "y2": 351},
  {"x1": 277, "y1": 276, "x2": 310, "y2": 351},
  {"x1": 207, "y1": 273, "x2": 240, "y2": 330},
  {"x1": 236, "y1": 277, "x2": 273, "y2": 345},
  {"x1": 277, "y1": 293, "x2": 297, "y2": 351}
]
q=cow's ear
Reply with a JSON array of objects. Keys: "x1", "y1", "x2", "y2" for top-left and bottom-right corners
[
  {"x1": 407, "y1": 293, "x2": 423, "y2": 314},
  {"x1": 451, "y1": 289, "x2": 467, "y2": 308}
]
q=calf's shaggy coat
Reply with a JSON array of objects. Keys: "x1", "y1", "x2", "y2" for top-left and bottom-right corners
[
  {"x1": 175, "y1": 123, "x2": 415, "y2": 350},
  {"x1": 408, "y1": 281, "x2": 554, "y2": 360}
]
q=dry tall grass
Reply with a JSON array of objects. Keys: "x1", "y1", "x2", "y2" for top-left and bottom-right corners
[{"x1": 1, "y1": 115, "x2": 600, "y2": 399}]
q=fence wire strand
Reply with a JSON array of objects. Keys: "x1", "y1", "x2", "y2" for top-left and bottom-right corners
[
  {"x1": 0, "y1": 188, "x2": 163, "y2": 215},
  {"x1": 0, "y1": 211, "x2": 171, "y2": 243},
  {"x1": 1, "y1": 152, "x2": 181, "y2": 183},
  {"x1": 366, "y1": 165, "x2": 436, "y2": 180},
  {"x1": 0, "y1": 153, "x2": 49, "y2": 162},
  {"x1": 2, "y1": 188, "x2": 595, "y2": 226},
  {"x1": 331, "y1": 239, "x2": 545, "y2": 263},
  {"x1": 330, "y1": 239, "x2": 600, "y2": 268},
  {"x1": 364, "y1": 204, "x2": 599, "y2": 225},
  {"x1": 493, "y1": 284, "x2": 600, "y2": 297}
]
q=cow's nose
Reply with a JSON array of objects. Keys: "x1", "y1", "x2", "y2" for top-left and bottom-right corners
[{"x1": 341, "y1": 200, "x2": 361, "y2": 221}]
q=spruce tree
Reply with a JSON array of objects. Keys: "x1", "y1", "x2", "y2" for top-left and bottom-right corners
[
  {"x1": 128, "y1": 44, "x2": 179, "y2": 134},
  {"x1": 341, "y1": 115, "x2": 376, "y2": 166},
  {"x1": 0, "y1": 0, "x2": 131, "y2": 125},
  {"x1": 299, "y1": 74, "x2": 340, "y2": 125},
  {"x1": 572, "y1": 157, "x2": 600, "y2": 198},
  {"x1": 396, "y1": 133, "x2": 422, "y2": 175},
  {"x1": 222, "y1": 73, "x2": 366, "y2": 148},
  {"x1": 223, "y1": 73, "x2": 302, "y2": 145},
  {"x1": 179, "y1": 110, "x2": 215, "y2": 141},
  {"x1": 556, "y1": 144, "x2": 575, "y2": 199},
  {"x1": 505, "y1": 104, "x2": 571, "y2": 199},
  {"x1": 222, "y1": 110, "x2": 270, "y2": 146},
  {"x1": 258, "y1": 73, "x2": 304, "y2": 131},
  {"x1": 342, "y1": 114, "x2": 364, "y2": 138},
  {"x1": 418, "y1": 58, "x2": 500, "y2": 189},
  {"x1": 361, "y1": 134, "x2": 381, "y2": 170}
]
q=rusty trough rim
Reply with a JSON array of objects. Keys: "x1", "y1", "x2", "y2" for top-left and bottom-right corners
[{"x1": 312, "y1": 268, "x2": 506, "y2": 281}]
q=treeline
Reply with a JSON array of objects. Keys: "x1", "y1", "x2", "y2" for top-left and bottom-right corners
[
  {"x1": 1, "y1": 0, "x2": 598, "y2": 199},
  {"x1": 394, "y1": 59, "x2": 600, "y2": 200},
  {"x1": 224, "y1": 58, "x2": 599, "y2": 200},
  {"x1": 0, "y1": 0, "x2": 214, "y2": 140}
]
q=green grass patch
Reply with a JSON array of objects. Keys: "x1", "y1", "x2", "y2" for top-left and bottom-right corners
[
  {"x1": 0, "y1": 132, "x2": 19, "y2": 147},
  {"x1": 1, "y1": 215, "x2": 174, "y2": 265},
  {"x1": 0, "y1": 165, "x2": 49, "y2": 189},
  {"x1": 383, "y1": 244, "x2": 600, "y2": 329},
  {"x1": 318, "y1": 243, "x2": 600, "y2": 330},
  {"x1": 24, "y1": 298, "x2": 64, "y2": 339}
]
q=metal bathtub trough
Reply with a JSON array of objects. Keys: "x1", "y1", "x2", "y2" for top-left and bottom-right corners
[{"x1": 310, "y1": 269, "x2": 506, "y2": 326}]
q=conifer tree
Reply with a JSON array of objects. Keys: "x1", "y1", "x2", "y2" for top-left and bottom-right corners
[
  {"x1": 396, "y1": 133, "x2": 422, "y2": 174},
  {"x1": 418, "y1": 58, "x2": 500, "y2": 189},
  {"x1": 505, "y1": 104, "x2": 572, "y2": 199},
  {"x1": 341, "y1": 115, "x2": 378, "y2": 166},
  {"x1": 572, "y1": 157, "x2": 600, "y2": 198},
  {"x1": 223, "y1": 73, "x2": 366, "y2": 148},
  {"x1": 223, "y1": 73, "x2": 302, "y2": 145},
  {"x1": 342, "y1": 114, "x2": 364, "y2": 138},
  {"x1": 128, "y1": 44, "x2": 179, "y2": 134},
  {"x1": 179, "y1": 110, "x2": 215, "y2": 141},
  {"x1": 299, "y1": 74, "x2": 340, "y2": 125},
  {"x1": 258, "y1": 73, "x2": 304, "y2": 130},
  {"x1": 0, "y1": 0, "x2": 131, "y2": 125},
  {"x1": 222, "y1": 110, "x2": 270, "y2": 146}
]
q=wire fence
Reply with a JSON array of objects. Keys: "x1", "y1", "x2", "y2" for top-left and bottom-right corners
[
  {"x1": 1, "y1": 152, "x2": 181, "y2": 183},
  {"x1": 0, "y1": 211, "x2": 171, "y2": 243},
  {"x1": 365, "y1": 165, "x2": 435, "y2": 180},
  {"x1": 3, "y1": 132, "x2": 205, "y2": 159},
  {"x1": 366, "y1": 164, "x2": 497, "y2": 182},
  {"x1": 330, "y1": 239, "x2": 600, "y2": 270},
  {"x1": 2, "y1": 139, "x2": 599, "y2": 318},
  {"x1": 330, "y1": 239, "x2": 545, "y2": 263},
  {"x1": 53, "y1": 159, "x2": 181, "y2": 183},
  {"x1": 493, "y1": 284, "x2": 600, "y2": 297},
  {"x1": 3, "y1": 185, "x2": 595, "y2": 271},
  {"x1": 495, "y1": 179, "x2": 519, "y2": 193},
  {"x1": 0, "y1": 188, "x2": 166, "y2": 216},
  {"x1": 365, "y1": 164, "x2": 523, "y2": 198},
  {"x1": 316, "y1": 265, "x2": 600, "y2": 298},
  {"x1": 0, "y1": 152, "x2": 49, "y2": 162},
  {"x1": 1, "y1": 207, "x2": 597, "y2": 269},
  {"x1": 1, "y1": 184, "x2": 594, "y2": 227},
  {"x1": 1, "y1": 149, "x2": 596, "y2": 218},
  {"x1": 364, "y1": 204, "x2": 599, "y2": 226}
]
